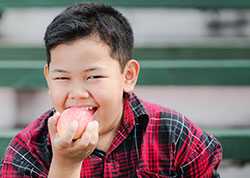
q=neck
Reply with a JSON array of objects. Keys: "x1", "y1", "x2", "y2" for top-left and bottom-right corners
[
  {"x1": 96, "y1": 128, "x2": 118, "y2": 152},
  {"x1": 97, "y1": 100, "x2": 125, "y2": 152}
]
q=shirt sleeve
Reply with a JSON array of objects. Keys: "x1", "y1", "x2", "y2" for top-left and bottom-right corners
[{"x1": 174, "y1": 115, "x2": 223, "y2": 178}]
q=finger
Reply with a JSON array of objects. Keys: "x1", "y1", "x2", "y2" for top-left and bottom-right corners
[
  {"x1": 77, "y1": 121, "x2": 99, "y2": 148},
  {"x1": 55, "y1": 120, "x2": 78, "y2": 146},
  {"x1": 48, "y1": 112, "x2": 60, "y2": 139},
  {"x1": 88, "y1": 121, "x2": 99, "y2": 145}
]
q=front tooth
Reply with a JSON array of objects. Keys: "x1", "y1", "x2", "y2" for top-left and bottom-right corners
[{"x1": 88, "y1": 107, "x2": 93, "y2": 111}]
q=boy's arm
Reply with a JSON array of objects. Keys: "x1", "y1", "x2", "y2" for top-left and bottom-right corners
[
  {"x1": 174, "y1": 117, "x2": 222, "y2": 177},
  {"x1": 47, "y1": 113, "x2": 99, "y2": 178},
  {"x1": 48, "y1": 159, "x2": 82, "y2": 178}
]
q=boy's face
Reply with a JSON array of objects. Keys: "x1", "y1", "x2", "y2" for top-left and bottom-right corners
[{"x1": 44, "y1": 37, "x2": 139, "y2": 135}]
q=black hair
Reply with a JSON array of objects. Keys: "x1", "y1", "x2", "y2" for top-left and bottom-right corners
[{"x1": 44, "y1": 3, "x2": 134, "y2": 71}]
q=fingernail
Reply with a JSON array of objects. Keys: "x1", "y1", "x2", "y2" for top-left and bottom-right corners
[{"x1": 54, "y1": 112, "x2": 60, "y2": 117}]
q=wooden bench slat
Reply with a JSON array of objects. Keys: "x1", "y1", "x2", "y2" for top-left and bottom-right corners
[
  {"x1": 1, "y1": 59, "x2": 250, "y2": 87},
  {"x1": 1, "y1": 0, "x2": 250, "y2": 9},
  {"x1": 1, "y1": 46, "x2": 250, "y2": 61},
  {"x1": 0, "y1": 47, "x2": 250, "y2": 87}
]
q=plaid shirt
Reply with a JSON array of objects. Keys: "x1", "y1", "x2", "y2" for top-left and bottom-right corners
[{"x1": 1, "y1": 93, "x2": 222, "y2": 177}]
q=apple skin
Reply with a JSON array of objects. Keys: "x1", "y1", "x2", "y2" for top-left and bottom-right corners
[{"x1": 57, "y1": 107, "x2": 93, "y2": 139}]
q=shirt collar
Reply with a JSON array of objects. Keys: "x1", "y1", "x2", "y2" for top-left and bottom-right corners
[
  {"x1": 127, "y1": 92, "x2": 148, "y2": 118},
  {"x1": 106, "y1": 92, "x2": 148, "y2": 155}
]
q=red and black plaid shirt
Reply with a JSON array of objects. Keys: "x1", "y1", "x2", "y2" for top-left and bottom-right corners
[{"x1": 1, "y1": 93, "x2": 222, "y2": 177}]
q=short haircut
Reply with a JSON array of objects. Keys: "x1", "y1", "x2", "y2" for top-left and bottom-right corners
[{"x1": 44, "y1": 3, "x2": 134, "y2": 71}]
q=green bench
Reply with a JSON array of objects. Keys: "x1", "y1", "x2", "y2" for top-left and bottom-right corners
[
  {"x1": 1, "y1": 129, "x2": 250, "y2": 162},
  {"x1": 1, "y1": 46, "x2": 250, "y2": 88},
  {"x1": 0, "y1": 0, "x2": 250, "y2": 9},
  {"x1": 0, "y1": 1, "x2": 250, "y2": 88}
]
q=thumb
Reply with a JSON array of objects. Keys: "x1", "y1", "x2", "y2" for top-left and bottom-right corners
[{"x1": 48, "y1": 112, "x2": 60, "y2": 139}]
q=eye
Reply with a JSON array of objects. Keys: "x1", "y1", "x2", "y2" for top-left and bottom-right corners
[
  {"x1": 53, "y1": 77, "x2": 70, "y2": 80},
  {"x1": 87, "y1": 75, "x2": 105, "y2": 80}
]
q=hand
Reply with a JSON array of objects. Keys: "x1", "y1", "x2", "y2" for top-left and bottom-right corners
[{"x1": 48, "y1": 112, "x2": 99, "y2": 167}]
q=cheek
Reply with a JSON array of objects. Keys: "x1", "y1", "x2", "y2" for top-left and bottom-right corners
[
  {"x1": 49, "y1": 85, "x2": 68, "y2": 112},
  {"x1": 92, "y1": 81, "x2": 124, "y2": 104},
  {"x1": 93, "y1": 84, "x2": 124, "y2": 116}
]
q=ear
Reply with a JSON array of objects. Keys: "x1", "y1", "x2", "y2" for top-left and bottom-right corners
[
  {"x1": 43, "y1": 64, "x2": 49, "y2": 81},
  {"x1": 43, "y1": 64, "x2": 51, "y2": 95},
  {"x1": 123, "y1": 59, "x2": 140, "y2": 93}
]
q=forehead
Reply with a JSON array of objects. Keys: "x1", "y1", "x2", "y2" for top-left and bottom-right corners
[
  {"x1": 49, "y1": 37, "x2": 121, "y2": 72},
  {"x1": 51, "y1": 36, "x2": 111, "y2": 59}
]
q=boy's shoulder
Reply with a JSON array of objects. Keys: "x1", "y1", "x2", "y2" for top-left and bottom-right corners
[
  {"x1": 2, "y1": 109, "x2": 53, "y2": 167},
  {"x1": 138, "y1": 97, "x2": 190, "y2": 127},
  {"x1": 129, "y1": 93, "x2": 192, "y2": 126},
  {"x1": 132, "y1": 94, "x2": 222, "y2": 177},
  {"x1": 133, "y1": 95, "x2": 204, "y2": 144},
  {"x1": 1, "y1": 109, "x2": 53, "y2": 177}
]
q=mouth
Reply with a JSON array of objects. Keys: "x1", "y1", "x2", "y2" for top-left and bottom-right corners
[
  {"x1": 86, "y1": 106, "x2": 98, "y2": 115},
  {"x1": 67, "y1": 106, "x2": 98, "y2": 115}
]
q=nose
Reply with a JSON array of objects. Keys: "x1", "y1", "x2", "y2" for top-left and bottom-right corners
[{"x1": 69, "y1": 82, "x2": 90, "y2": 100}]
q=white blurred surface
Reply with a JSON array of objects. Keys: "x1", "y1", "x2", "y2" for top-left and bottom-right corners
[
  {"x1": 135, "y1": 86, "x2": 250, "y2": 128},
  {"x1": 17, "y1": 90, "x2": 51, "y2": 125},
  {"x1": 219, "y1": 162, "x2": 250, "y2": 178},
  {"x1": 0, "y1": 88, "x2": 17, "y2": 128},
  {"x1": 1, "y1": 8, "x2": 250, "y2": 46},
  {"x1": 0, "y1": 86, "x2": 249, "y2": 128}
]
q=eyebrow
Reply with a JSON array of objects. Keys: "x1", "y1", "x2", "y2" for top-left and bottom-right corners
[
  {"x1": 50, "y1": 67, "x2": 104, "y2": 73},
  {"x1": 84, "y1": 67, "x2": 103, "y2": 72},
  {"x1": 50, "y1": 69, "x2": 68, "y2": 73}
]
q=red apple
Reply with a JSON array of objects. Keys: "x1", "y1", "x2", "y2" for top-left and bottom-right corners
[{"x1": 57, "y1": 107, "x2": 94, "y2": 139}]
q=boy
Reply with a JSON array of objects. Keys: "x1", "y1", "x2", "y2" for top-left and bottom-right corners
[{"x1": 0, "y1": 3, "x2": 222, "y2": 178}]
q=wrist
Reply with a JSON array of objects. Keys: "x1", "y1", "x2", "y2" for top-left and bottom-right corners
[{"x1": 48, "y1": 158, "x2": 82, "y2": 178}]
